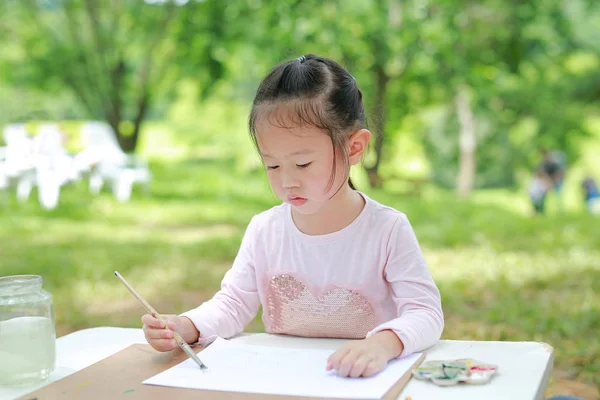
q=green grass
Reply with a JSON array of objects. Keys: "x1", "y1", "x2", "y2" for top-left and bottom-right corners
[{"x1": 0, "y1": 156, "x2": 598, "y2": 393}]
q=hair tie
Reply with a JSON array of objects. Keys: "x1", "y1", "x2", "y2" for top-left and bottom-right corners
[{"x1": 296, "y1": 55, "x2": 307, "y2": 64}]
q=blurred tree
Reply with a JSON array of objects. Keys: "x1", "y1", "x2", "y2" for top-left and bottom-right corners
[
  {"x1": 5, "y1": 0, "x2": 235, "y2": 152},
  {"x1": 419, "y1": 0, "x2": 591, "y2": 193},
  {"x1": 563, "y1": 0, "x2": 600, "y2": 105},
  {"x1": 3, "y1": 0, "x2": 597, "y2": 181},
  {"x1": 494, "y1": 0, "x2": 587, "y2": 168},
  {"x1": 421, "y1": 0, "x2": 518, "y2": 196},
  {"x1": 243, "y1": 0, "x2": 429, "y2": 188},
  {"x1": 244, "y1": 0, "x2": 593, "y2": 192}
]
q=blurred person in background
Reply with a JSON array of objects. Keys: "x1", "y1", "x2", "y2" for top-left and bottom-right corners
[
  {"x1": 539, "y1": 148, "x2": 567, "y2": 212},
  {"x1": 529, "y1": 167, "x2": 551, "y2": 215},
  {"x1": 581, "y1": 175, "x2": 600, "y2": 215}
]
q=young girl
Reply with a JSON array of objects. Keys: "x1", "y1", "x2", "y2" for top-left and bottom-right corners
[{"x1": 142, "y1": 54, "x2": 444, "y2": 378}]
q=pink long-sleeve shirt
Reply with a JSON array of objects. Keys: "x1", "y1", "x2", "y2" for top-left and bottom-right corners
[{"x1": 181, "y1": 192, "x2": 444, "y2": 356}]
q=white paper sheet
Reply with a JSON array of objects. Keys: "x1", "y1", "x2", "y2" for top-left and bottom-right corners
[{"x1": 143, "y1": 337, "x2": 422, "y2": 399}]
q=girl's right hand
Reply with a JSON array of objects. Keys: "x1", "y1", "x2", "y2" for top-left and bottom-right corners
[{"x1": 141, "y1": 313, "x2": 186, "y2": 352}]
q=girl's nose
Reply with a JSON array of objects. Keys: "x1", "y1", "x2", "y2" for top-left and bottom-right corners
[{"x1": 282, "y1": 170, "x2": 300, "y2": 189}]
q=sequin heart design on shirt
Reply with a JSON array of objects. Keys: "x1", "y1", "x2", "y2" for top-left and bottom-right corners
[{"x1": 266, "y1": 274, "x2": 377, "y2": 339}]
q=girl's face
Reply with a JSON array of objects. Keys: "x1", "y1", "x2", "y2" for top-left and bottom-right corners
[{"x1": 255, "y1": 118, "x2": 348, "y2": 216}]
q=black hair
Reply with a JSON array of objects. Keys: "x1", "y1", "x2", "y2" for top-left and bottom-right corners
[{"x1": 249, "y1": 54, "x2": 367, "y2": 191}]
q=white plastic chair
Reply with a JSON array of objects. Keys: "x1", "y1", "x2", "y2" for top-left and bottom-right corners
[
  {"x1": 79, "y1": 121, "x2": 151, "y2": 202},
  {"x1": 2, "y1": 123, "x2": 37, "y2": 202},
  {"x1": 0, "y1": 146, "x2": 8, "y2": 190},
  {"x1": 31, "y1": 123, "x2": 78, "y2": 209}
]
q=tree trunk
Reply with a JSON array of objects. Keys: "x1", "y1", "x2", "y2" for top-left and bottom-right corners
[
  {"x1": 455, "y1": 85, "x2": 476, "y2": 199},
  {"x1": 364, "y1": 0, "x2": 403, "y2": 189},
  {"x1": 365, "y1": 62, "x2": 388, "y2": 188},
  {"x1": 111, "y1": 90, "x2": 148, "y2": 153},
  {"x1": 117, "y1": 132, "x2": 138, "y2": 154}
]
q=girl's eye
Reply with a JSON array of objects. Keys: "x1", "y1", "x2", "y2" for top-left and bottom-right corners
[
  {"x1": 297, "y1": 162, "x2": 312, "y2": 169},
  {"x1": 266, "y1": 165, "x2": 279, "y2": 170}
]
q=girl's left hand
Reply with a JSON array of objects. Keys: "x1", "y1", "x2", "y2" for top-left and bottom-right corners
[{"x1": 326, "y1": 330, "x2": 404, "y2": 378}]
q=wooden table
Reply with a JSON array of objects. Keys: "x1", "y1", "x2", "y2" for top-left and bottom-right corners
[{"x1": 1, "y1": 327, "x2": 554, "y2": 400}]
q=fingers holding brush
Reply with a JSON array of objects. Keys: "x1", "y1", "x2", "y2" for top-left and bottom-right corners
[{"x1": 142, "y1": 313, "x2": 180, "y2": 352}]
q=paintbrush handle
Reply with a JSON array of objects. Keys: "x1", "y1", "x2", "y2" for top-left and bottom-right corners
[
  {"x1": 114, "y1": 271, "x2": 209, "y2": 371},
  {"x1": 114, "y1": 271, "x2": 158, "y2": 315}
]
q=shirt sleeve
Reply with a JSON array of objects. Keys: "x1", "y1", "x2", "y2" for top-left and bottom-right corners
[
  {"x1": 366, "y1": 214, "x2": 444, "y2": 356},
  {"x1": 180, "y1": 217, "x2": 261, "y2": 344}
]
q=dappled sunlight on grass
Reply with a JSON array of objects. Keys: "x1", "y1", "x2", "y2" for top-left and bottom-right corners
[
  {"x1": 426, "y1": 246, "x2": 599, "y2": 285},
  {"x1": 71, "y1": 262, "x2": 215, "y2": 314},
  {"x1": 427, "y1": 241, "x2": 599, "y2": 385}
]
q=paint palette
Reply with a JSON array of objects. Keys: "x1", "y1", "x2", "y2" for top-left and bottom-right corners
[{"x1": 412, "y1": 358, "x2": 498, "y2": 386}]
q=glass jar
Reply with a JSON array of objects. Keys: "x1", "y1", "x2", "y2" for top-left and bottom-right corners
[{"x1": 0, "y1": 275, "x2": 56, "y2": 385}]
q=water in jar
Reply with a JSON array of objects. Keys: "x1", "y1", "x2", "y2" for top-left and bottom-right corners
[{"x1": 0, "y1": 316, "x2": 56, "y2": 385}]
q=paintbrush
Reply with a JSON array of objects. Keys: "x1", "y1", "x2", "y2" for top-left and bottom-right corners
[{"x1": 114, "y1": 271, "x2": 209, "y2": 371}]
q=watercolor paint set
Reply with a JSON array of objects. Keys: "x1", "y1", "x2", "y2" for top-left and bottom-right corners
[{"x1": 412, "y1": 358, "x2": 498, "y2": 386}]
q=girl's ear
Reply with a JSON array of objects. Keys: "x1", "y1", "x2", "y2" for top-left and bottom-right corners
[{"x1": 348, "y1": 129, "x2": 371, "y2": 165}]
